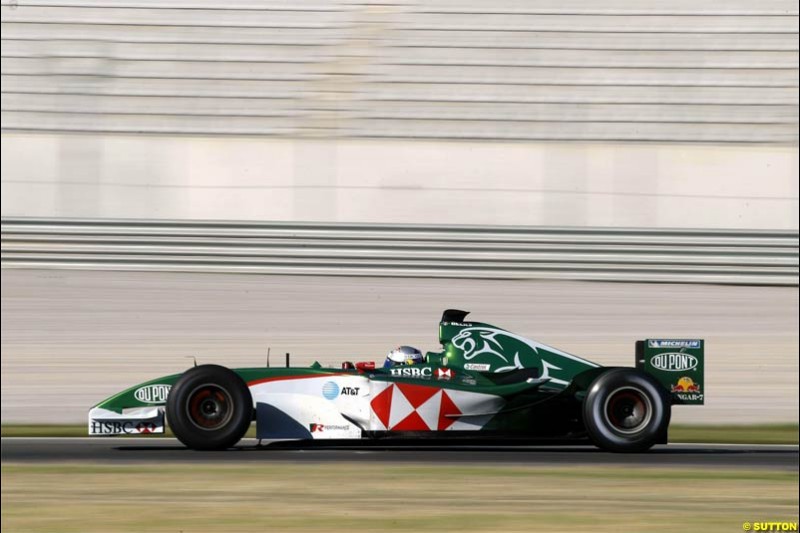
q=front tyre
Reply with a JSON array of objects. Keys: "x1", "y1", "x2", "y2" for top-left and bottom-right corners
[
  {"x1": 166, "y1": 364, "x2": 253, "y2": 450},
  {"x1": 583, "y1": 369, "x2": 670, "y2": 453}
]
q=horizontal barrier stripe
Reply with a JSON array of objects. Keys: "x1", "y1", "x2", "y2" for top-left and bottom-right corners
[{"x1": 2, "y1": 218, "x2": 796, "y2": 286}]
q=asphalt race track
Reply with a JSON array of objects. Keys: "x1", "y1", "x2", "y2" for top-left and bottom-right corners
[{"x1": 2, "y1": 438, "x2": 797, "y2": 471}]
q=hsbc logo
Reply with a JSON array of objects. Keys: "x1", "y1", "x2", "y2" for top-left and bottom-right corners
[
  {"x1": 89, "y1": 420, "x2": 162, "y2": 435},
  {"x1": 436, "y1": 368, "x2": 452, "y2": 379},
  {"x1": 390, "y1": 367, "x2": 433, "y2": 378}
]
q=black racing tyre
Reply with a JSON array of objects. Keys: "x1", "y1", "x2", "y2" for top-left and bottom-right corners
[
  {"x1": 166, "y1": 364, "x2": 253, "y2": 451},
  {"x1": 583, "y1": 368, "x2": 670, "y2": 453}
]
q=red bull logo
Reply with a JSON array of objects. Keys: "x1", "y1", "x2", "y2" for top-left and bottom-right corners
[{"x1": 672, "y1": 376, "x2": 700, "y2": 392}]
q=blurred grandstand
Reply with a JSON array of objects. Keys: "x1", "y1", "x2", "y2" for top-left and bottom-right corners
[
  {"x1": 2, "y1": 0, "x2": 797, "y2": 142},
  {"x1": 1, "y1": 0, "x2": 797, "y2": 230}
]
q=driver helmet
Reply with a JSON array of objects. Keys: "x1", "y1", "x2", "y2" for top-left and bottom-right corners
[{"x1": 384, "y1": 345, "x2": 425, "y2": 368}]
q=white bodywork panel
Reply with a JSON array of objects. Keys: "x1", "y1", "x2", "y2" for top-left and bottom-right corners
[
  {"x1": 88, "y1": 406, "x2": 165, "y2": 435},
  {"x1": 249, "y1": 373, "x2": 505, "y2": 439},
  {"x1": 367, "y1": 380, "x2": 504, "y2": 432},
  {"x1": 251, "y1": 374, "x2": 369, "y2": 440}
]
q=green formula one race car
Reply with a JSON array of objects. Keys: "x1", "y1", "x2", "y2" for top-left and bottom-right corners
[{"x1": 88, "y1": 310, "x2": 704, "y2": 452}]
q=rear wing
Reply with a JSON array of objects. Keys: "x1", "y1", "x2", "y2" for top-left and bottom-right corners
[{"x1": 636, "y1": 339, "x2": 704, "y2": 405}]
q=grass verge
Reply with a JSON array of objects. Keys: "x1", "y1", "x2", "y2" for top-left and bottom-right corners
[
  {"x1": 2, "y1": 463, "x2": 797, "y2": 533},
  {"x1": 669, "y1": 424, "x2": 798, "y2": 445},
  {"x1": 2, "y1": 424, "x2": 798, "y2": 444}
]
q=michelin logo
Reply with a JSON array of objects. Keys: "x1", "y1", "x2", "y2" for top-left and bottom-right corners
[{"x1": 648, "y1": 340, "x2": 701, "y2": 349}]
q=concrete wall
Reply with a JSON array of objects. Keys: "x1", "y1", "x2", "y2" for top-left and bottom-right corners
[{"x1": 2, "y1": 133, "x2": 798, "y2": 229}]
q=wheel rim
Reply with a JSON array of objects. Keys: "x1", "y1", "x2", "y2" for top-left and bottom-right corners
[
  {"x1": 603, "y1": 386, "x2": 653, "y2": 435},
  {"x1": 186, "y1": 384, "x2": 234, "y2": 431}
]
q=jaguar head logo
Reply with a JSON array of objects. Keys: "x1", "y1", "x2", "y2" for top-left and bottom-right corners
[{"x1": 451, "y1": 328, "x2": 509, "y2": 363}]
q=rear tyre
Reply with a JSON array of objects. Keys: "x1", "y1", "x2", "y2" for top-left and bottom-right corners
[
  {"x1": 166, "y1": 364, "x2": 252, "y2": 450},
  {"x1": 583, "y1": 368, "x2": 670, "y2": 453}
]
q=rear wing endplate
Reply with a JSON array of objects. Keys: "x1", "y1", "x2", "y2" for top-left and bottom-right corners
[{"x1": 636, "y1": 339, "x2": 704, "y2": 405}]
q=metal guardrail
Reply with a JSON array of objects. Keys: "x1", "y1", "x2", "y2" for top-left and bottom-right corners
[{"x1": 1, "y1": 218, "x2": 797, "y2": 285}]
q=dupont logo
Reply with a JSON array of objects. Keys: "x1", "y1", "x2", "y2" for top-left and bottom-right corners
[
  {"x1": 650, "y1": 353, "x2": 699, "y2": 372},
  {"x1": 134, "y1": 384, "x2": 171, "y2": 404}
]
